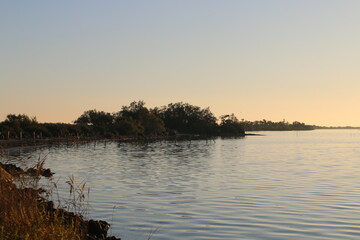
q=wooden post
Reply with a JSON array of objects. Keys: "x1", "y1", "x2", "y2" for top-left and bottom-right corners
[
  {"x1": 7, "y1": 131, "x2": 10, "y2": 140},
  {"x1": 20, "y1": 131, "x2": 23, "y2": 140},
  {"x1": 33, "y1": 131, "x2": 36, "y2": 140}
]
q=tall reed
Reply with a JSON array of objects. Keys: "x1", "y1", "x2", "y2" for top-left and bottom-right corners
[{"x1": 0, "y1": 159, "x2": 86, "y2": 240}]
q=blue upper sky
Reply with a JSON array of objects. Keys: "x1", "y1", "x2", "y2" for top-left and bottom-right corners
[{"x1": 1, "y1": 0, "x2": 360, "y2": 126}]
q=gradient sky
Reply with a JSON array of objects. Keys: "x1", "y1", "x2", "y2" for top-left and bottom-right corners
[{"x1": 1, "y1": 0, "x2": 360, "y2": 126}]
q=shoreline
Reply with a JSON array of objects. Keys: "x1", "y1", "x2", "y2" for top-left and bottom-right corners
[
  {"x1": 0, "y1": 134, "x2": 243, "y2": 150},
  {"x1": 1, "y1": 131, "x2": 321, "y2": 150},
  {"x1": 0, "y1": 162, "x2": 121, "y2": 240},
  {"x1": 0, "y1": 136, "x2": 162, "y2": 150}
]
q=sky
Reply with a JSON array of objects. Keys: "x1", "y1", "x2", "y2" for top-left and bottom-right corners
[{"x1": 1, "y1": 0, "x2": 360, "y2": 126}]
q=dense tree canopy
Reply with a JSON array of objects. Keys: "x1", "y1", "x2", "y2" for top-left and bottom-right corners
[
  {"x1": 155, "y1": 102, "x2": 217, "y2": 135},
  {"x1": 0, "y1": 101, "x2": 315, "y2": 140},
  {"x1": 219, "y1": 114, "x2": 245, "y2": 135},
  {"x1": 75, "y1": 110, "x2": 114, "y2": 137},
  {"x1": 1, "y1": 114, "x2": 38, "y2": 138},
  {"x1": 114, "y1": 101, "x2": 165, "y2": 136},
  {"x1": 242, "y1": 119, "x2": 314, "y2": 131}
]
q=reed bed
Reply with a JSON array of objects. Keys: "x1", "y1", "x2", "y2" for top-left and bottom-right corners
[{"x1": 0, "y1": 160, "x2": 87, "y2": 240}]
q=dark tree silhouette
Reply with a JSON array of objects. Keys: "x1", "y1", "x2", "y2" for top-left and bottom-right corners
[
  {"x1": 115, "y1": 101, "x2": 165, "y2": 136},
  {"x1": 155, "y1": 102, "x2": 217, "y2": 135},
  {"x1": 219, "y1": 114, "x2": 245, "y2": 136},
  {"x1": 0, "y1": 101, "x2": 315, "y2": 141},
  {"x1": 75, "y1": 110, "x2": 114, "y2": 137}
]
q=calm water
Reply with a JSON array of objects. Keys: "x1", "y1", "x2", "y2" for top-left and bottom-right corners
[{"x1": 2, "y1": 130, "x2": 360, "y2": 239}]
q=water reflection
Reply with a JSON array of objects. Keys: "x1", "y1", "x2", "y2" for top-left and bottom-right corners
[
  {"x1": 2, "y1": 130, "x2": 360, "y2": 239},
  {"x1": 114, "y1": 140, "x2": 213, "y2": 181}
]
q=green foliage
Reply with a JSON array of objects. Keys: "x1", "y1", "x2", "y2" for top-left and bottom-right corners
[
  {"x1": 41, "y1": 123, "x2": 84, "y2": 138},
  {"x1": 1, "y1": 114, "x2": 38, "y2": 138},
  {"x1": 113, "y1": 117, "x2": 144, "y2": 136},
  {"x1": 115, "y1": 101, "x2": 165, "y2": 136}
]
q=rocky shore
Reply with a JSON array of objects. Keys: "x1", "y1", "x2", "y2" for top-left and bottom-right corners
[{"x1": 0, "y1": 162, "x2": 121, "y2": 240}]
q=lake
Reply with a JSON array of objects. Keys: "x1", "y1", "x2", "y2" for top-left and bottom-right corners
[{"x1": 2, "y1": 129, "x2": 360, "y2": 239}]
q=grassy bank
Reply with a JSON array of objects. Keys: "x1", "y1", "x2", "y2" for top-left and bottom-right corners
[{"x1": 0, "y1": 161, "x2": 121, "y2": 240}]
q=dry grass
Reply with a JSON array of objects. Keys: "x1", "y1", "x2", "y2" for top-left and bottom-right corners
[{"x1": 0, "y1": 160, "x2": 86, "y2": 240}]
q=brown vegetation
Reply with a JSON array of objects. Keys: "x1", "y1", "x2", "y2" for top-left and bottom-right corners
[{"x1": 0, "y1": 162, "x2": 121, "y2": 240}]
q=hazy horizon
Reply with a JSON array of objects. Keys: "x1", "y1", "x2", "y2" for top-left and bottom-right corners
[
  {"x1": 1, "y1": 1, "x2": 360, "y2": 126},
  {"x1": 0, "y1": 102, "x2": 359, "y2": 128}
]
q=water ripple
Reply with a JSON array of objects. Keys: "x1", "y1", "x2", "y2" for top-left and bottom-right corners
[{"x1": 3, "y1": 130, "x2": 360, "y2": 239}]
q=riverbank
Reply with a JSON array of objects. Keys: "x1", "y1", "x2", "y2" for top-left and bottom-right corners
[{"x1": 0, "y1": 162, "x2": 121, "y2": 240}]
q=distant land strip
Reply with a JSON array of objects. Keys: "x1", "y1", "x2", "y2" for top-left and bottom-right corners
[{"x1": 1, "y1": 101, "x2": 317, "y2": 148}]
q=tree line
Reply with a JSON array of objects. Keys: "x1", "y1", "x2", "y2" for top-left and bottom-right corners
[
  {"x1": 0, "y1": 101, "x2": 314, "y2": 140},
  {"x1": 242, "y1": 119, "x2": 314, "y2": 131}
]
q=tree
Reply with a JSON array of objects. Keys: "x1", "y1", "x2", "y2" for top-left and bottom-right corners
[
  {"x1": 156, "y1": 102, "x2": 217, "y2": 135},
  {"x1": 115, "y1": 101, "x2": 165, "y2": 136},
  {"x1": 3, "y1": 114, "x2": 38, "y2": 138},
  {"x1": 75, "y1": 110, "x2": 114, "y2": 136},
  {"x1": 219, "y1": 114, "x2": 245, "y2": 136},
  {"x1": 113, "y1": 117, "x2": 143, "y2": 136}
]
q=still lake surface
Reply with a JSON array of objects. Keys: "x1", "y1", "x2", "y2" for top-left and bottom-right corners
[{"x1": 2, "y1": 130, "x2": 360, "y2": 239}]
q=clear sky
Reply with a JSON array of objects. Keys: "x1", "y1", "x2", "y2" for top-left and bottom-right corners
[{"x1": 1, "y1": 0, "x2": 359, "y2": 126}]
